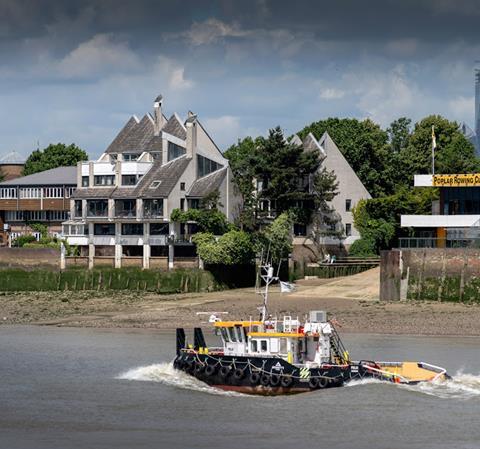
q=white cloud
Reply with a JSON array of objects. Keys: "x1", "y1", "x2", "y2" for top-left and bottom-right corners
[
  {"x1": 385, "y1": 38, "x2": 418, "y2": 57},
  {"x1": 203, "y1": 115, "x2": 262, "y2": 149},
  {"x1": 58, "y1": 34, "x2": 140, "y2": 78},
  {"x1": 449, "y1": 95, "x2": 475, "y2": 121},
  {"x1": 153, "y1": 56, "x2": 194, "y2": 90},
  {"x1": 182, "y1": 19, "x2": 249, "y2": 46},
  {"x1": 319, "y1": 87, "x2": 345, "y2": 100}
]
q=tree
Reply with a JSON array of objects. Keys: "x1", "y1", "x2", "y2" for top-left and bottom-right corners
[
  {"x1": 260, "y1": 212, "x2": 294, "y2": 263},
  {"x1": 298, "y1": 118, "x2": 393, "y2": 197},
  {"x1": 23, "y1": 143, "x2": 88, "y2": 176},
  {"x1": 399, "y1": 115, "x2": 480, "y2": 181},
  {"x1": 387, "y1": 117, "x2": 411, "y2": 153},
  {"x1": 224, "y1": 137, "x2": 257, "y2": 229},
  {"x1": 193, "y1": 230, "x2": 255, "y2": 265}
]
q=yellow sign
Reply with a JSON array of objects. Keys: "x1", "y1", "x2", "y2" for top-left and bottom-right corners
[{"x1": 432, "y1": 174, "x2": 480, "y2": 187}]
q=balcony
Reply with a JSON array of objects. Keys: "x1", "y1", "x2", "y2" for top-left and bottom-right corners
[
  {"x1": 87, "y1": 200, "x2": 108, "y2": 218},
  {"x1": 143, "y1": 199, "x2": 163, "y2": 219},
  {"x1": 398, "y1": 237, "x2": 480, "y2": 249}
]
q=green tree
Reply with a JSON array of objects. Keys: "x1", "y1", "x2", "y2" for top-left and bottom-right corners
[
  {"x1": 193, "y1": 230, "x2": 255, "y2": 265},
  {"x1": 298, "y1": 118, "x2": 392, "y2": 197},
  {"x1": 399, "y1": 115, "x2": 479, "y2": 180},
  {"x1": 260, "y1": 212, "x2": 294, "y2": 263},
  {"x1": 23, "y1": 143, "x2": 88, "y2": 176},
  {"x1": 224, "y1": 136, "x2": 257, "y2": 229},
  {"x1": 387, "y1": 117, "x2": 411, "y2": 153}
]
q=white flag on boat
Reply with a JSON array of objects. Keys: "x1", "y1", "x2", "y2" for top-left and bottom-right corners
[{"x1": 280, "y1": 281, "x2": 296, "y2": 293}]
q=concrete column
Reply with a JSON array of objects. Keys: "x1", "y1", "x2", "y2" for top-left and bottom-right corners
[
  {"x1": 88, "y1": 222, "x2": 94, "y2": 269},
  {"x1": 60, "y1": 242, "x2": 66, "y2": 270},
  {"x1": 136, "y1": 198, "x2": 143, "y2": 221},
  {"x1": 143, "y1": 222, "x2": 150, "y2": 269},
  {"x1": 115, "y1": 160, "x2": 122, "y2": 187},
  {"x1": 108, "y1": 199, "x2": 115, "y2": 220},
  {"x1": 88, "y1": 162, "x2": 94, "y2": 187},
  {"x1": 115, "y1": 222, "x2": 122, "y2": 269},
  {"x1": 168, "y1": 221, "x2": 175, "y2": 270}
]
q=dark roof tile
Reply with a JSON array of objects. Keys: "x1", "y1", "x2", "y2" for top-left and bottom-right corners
[
  {"x1": 187, "y1": 168, "x2": 227, "y2": 197},
  {"x1": 162, "y1": 114, "x2": 187, "y2": 140}
]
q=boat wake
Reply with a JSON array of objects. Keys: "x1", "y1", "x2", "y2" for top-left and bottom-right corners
[
  {"x1": 117, "y1": 362, "x2": 244, "y2": 397},
  {"x1": 402, "y1": 372, "x2": 480, "y2": 400},
  {"x1": 347, "y1": 371, "x2": 480, "y2": 400}
]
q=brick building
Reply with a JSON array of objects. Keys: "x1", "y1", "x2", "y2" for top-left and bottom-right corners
[{"x1": 0, "y1": 151, "x2": 25, "y2": 181}]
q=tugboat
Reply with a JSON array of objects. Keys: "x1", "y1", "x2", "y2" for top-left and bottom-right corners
[{"x1": 173, "y1": 263, "x2": 449, "y2": 395}]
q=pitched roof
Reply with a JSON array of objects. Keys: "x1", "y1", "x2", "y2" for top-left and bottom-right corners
[
  {"x1": 72, "y1": 187, "x2": 116, "y2": 199},
  {"x1": 187, "y1": 167, "x2": 227, "y2": 197},
  {"x1": 0, "y1": 151, "x2": 25, "y2": 165},
  {"x1": 162, "y1": 114, "x2": 187, "y2": 140},
  {"x1": 0, "y1": 166, "x2": 77, "y2": 186},
  {"x1": 133, "y1": 156, "x2": 190, "y2": 198},
  {"x1": 105, "y1": 114, "x2": 155, "y2": 154},
  {"x1": 290, "y1": 134, "x2": 303, "y2": 146},
  {"x1": 302, "y1": 132, "x2": 325, "y2": 155}
]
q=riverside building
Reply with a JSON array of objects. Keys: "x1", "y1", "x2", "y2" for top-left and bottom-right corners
[
  {"x1": 0, "y1": 166, "x2": 76, "y2": 246},
  {"x1": 62, "y1": 95, "x2": 239, "y2": 269},
  {"x1": 400, "y1": 174, "x2": 480, "y2": 247}
]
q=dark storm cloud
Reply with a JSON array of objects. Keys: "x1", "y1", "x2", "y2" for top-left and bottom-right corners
[{"x1": 0, "y1": 0, "x2": 479, "y2": 156}]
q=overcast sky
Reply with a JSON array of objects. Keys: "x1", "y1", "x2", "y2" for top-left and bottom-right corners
[{"x1": 1, "y1": 0, "x2": 480, "y2": 158}]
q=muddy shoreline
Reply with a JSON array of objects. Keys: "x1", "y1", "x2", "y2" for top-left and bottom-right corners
[{"x1": 1, "y1": 269, "x2": 480, "y2": 336}]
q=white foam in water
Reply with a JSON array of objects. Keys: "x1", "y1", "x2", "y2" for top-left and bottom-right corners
[
  {"x1": 117, "y1": 362, "x2": 244, "y2": 397},
  {"x1": 347, "y1": 370, "x2": 480, "y2": 400}
]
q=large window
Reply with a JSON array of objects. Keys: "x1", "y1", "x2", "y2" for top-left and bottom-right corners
[
  {"x1": 87, "y1": 200, "x2": 108, "y2": 217},
  {"x1": 143, "y1": 199, "x2": 163, "y2": 218},
  {"x1": 4, "y1": 211, "x2": 68, "y2": 221},
  {"x1": 115, "y1": 199, "x2": 136, "y2": 217},
  {"x1": 123, "y1": 153, "x2": 139, "y2": 161},
  {"x1": 0, "y1": 188, "x2": 17, "y2": 199},
  {"x1": 82, "y1": 176, "x2": 89, "y2": 187},
  {"x1": 443, "y1": 187, "x2": 480, "y2": 215},
  {"x1": 167, "y1": 142, "x2": 186, "y2": 161},
  {"x1": 197, "y1": 155, "x2": 223, "y2": 178},
  {"x1": 94, "y1": 223, "x2": 115, "y2": 235},
  {"x1": 94, "y1": 175, "x2": 115, "y2": 186},
  {"x1": 345, "y1": 199, "x2": 352, "y2": 212},
  {"x1": 121, "y1": 223, "x2": 144, "y2": 235},
  {"x1": 121, "y1": 175, "x2": 142, "y2": 186},
  {"x1": 150, "y1": 223, "x2": 169, "y2": 235},
  {"x1": 19, "y1": 188, "x2": 41, "y2": 199},
  {"x1": 345, "y1": 223, "x2": 352, "y2": 237},
  {"x1": 74, "y1": 200, "x2": 83, "y2": 218},
  {"x1": 188, "y1": 199, "x2": 200, "y2": 210}
]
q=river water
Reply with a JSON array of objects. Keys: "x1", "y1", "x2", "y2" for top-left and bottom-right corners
[{"x1": 1, "y1": 326, "x2": 480, "y2": 449}]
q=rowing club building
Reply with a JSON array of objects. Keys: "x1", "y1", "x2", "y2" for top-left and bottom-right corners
[{"x1": 400, "y1": 173, "x2": 480, "y2": 247}]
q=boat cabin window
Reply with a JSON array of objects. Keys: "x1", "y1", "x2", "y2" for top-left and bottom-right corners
[
  {"x1": 251, "y1": 340, "x2": 258, "y2": 352},
  {"x1": 260, "y1": 340, "x2": 268, "y2": 352},
  {"x1": 280, "y1": 338, "x2": 287, "y2": 354},
  {"x1": 234, "y1": 325, "x2": 244, "y2": 342},
  {"x1": 220, "y1": 328, "x2": 229, "y2": 342},
  {"x1": 227, "y1": 327, "x2": 238, "y2": 342}
]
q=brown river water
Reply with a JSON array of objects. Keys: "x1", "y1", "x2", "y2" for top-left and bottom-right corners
[{"x1": 1, "y1": 326, "x2": 480, "y2": 449}]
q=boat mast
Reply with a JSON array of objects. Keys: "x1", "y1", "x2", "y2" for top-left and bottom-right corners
[{"x1": 259, "y1": 262, "x2": 277, "y2": 322}]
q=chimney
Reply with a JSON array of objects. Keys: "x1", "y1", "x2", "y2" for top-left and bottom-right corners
[
  {"x1": 153, "y1": 94, "x2": 164, "y2": 135},
  {"x1": 186, "y1": 113, "x2": 197, "y2": 158}
]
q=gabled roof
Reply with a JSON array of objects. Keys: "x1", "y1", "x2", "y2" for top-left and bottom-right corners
[
  {"x1": 162, "y1": 114, "x2": 187, "y2": 140},
  {"x1": 105, "y1": 114, "x2": 155, "y2": 154},
  {"x1": 0, "y1": 151, "x2": 25, "y2": 165},
  {"x1": 187, "y1": 167, "x2": 227, "y2": 197},
  {"x1": 0, "y1": 166, "x2": 76, "y2": 186},
  {"x1": 302, "y1": 132, "x2": 325, "y2": 155},
  {"x1": 133, "y1": 156, "x2": 190, "y2": 198},
  {"x1": 290, "y1": 134, "x2": 303, "y2": 146}
]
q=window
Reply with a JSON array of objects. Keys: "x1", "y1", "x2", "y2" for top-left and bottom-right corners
[
  {"x1": 260, "y1": 340, "x2": 268, "y2": 352},
  {"x1": 82, "y1": 176, "x2": 89, "y2": 187},
  {"x1": 121, "y1": 223, "x2": 144, "y2": 235},
  {"x1": 345, "y1": 223, "x2": 352, "y2": 236},
  {"x1": 123, "y1": 153, "x2": 139, "y2": 161},
  {"x1": 180, "y1": 182, "x2": 185, "y2": 191},
  {"x1": 46, "y1": 211, "x2": 68, "y2": 221},
  {"x1": 144, "y1": 199, "x2": 163, "y2": 218},
  {"x1": 188, "y1": 199, "x2": 200, "y2": 210},
  {"x1": 19, "y1": 188, "x2": 41, "y2": 199},
  {"x1": 74, "y1": 200, "x2": 83, "y2": 218},
  {"x1": 121, "y1": 175, "x2": 138, "y2": 186},
  {"x1": 87, "y1": 200, "x2": 108, "y2": 217},
  {"x1": 94, "y1": 175, "x2": 115, "y2": 186},
  {"x1": 345, "y1": 199, "x2": 352, "y2": 212},
  {"x1": 0, "y1": 188, "x2": 17, "y2": 199},
  {"x1": 167, "y1": 142, "x2": 186, "y2": 161},
  {"x1": 65, "y1": 187, "x2": 75, "y2": 198},
  {"x1": 280, "y1": 338, "x2": 287, "y2": 353},
  {"x1": 115, "y1": 199, "x2": 136, "y2": 217},
  {"x1": 150, "y1": 180, "x2": 162, "y2": 189},
  {"x1": 180, "y1": 198, "x2": 185, "y2": 210},
  {"x1": 197, "y1": 154, "x2": 223, "y2": 178},
  {"x1": 294, "y1": 223, "x2": 307, "y2": 236},
  {"x1": 227, "y1": 327, "x2": 237, "y2": 342},
  {"x1": 94, "y1": 223, "x2": 115, "y2": 235},
  {"x1": 43, "y1": 187, "x2": 64, "y2": 198},
  {"x1": 251, "y1": 340, "x2": 258, "y2": 352},
  {"x1": 151, "y1": 152, "x2": 162, "y2": 161},
  {"x1": 150, "y1": 222, "x2": 169, "y2": 235}
]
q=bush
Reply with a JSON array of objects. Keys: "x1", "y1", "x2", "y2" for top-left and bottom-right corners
[
  {"x1": 349, "y1": 237, "x2": 377, "y2": 257},
  {"x1": 13, "y1": 235, "x2": 37, "y2": 247}
]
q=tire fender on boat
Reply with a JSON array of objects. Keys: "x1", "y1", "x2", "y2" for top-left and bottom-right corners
[
  {"x1": 309, "y1": 377, "x2": 319, "y2": 389},
  {"x1": 219, "y1": 365, "x2": 232, "y2": 378},
  {"x1": 249, "y1": 372, "x2": 261, "y2": 385},
  {"x1": 233, "y1": 368, "x2": 246, "y2": 380},
  {"x1": 318, "y1": 377, "x2": 329, "y2": 389},
  {"x1": 260, "y1": 374, "x2": 270, "y2": 387},
  {"x1": 280, "y1": 376, "x2": 293, "y2": 388},
  {"x1": 270, "y1": 374, "x2": 281, "y2": 387},
  {"x1": 205, "y1": 365, "x2": 216, "y2": 376}
]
